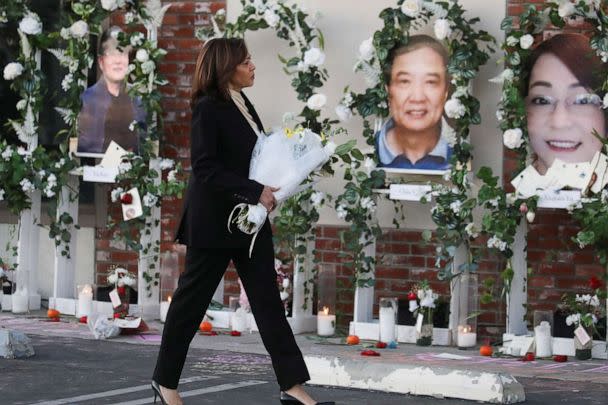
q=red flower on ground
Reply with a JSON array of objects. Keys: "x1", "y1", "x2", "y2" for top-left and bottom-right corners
[
  {"x1": 589, "y1": 276, "x2": 602, "y2": 290},
  {"x1": 553, "y1": 355, "x2": 567, "y2": 363},
  {"x1": 79, "y1": 316, "x2": 88, "y2": 324},
  {"x1": 120, "y1": 193, "x2": 133, "y2": 204},
  {"x1": 361, "y1": 350, "x2": 381, "y2": 357},
  {"x1": 375, "y1": 341, "x2": 387, "y2": 349},
  {"x1": 522, "y1": 352, "x2": 535, "y2": 362},
  {"x1": 230, "y1": 331, "x2": 242, "y2": 336}
]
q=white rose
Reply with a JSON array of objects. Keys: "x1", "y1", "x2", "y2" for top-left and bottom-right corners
[
  {"x1": 263, "y1": 9, "x2": 280, "y2": 28},
  {"x1": 558, "y1": 1, "x2": 576, "y2": 18},
  {"x1": 111, "y1": 187, "x2": 124, "y2": 203},
  {"x1": 358, "y1": 37, "x2": 375, "y2": 62},
  {"x1": 101, "y1": 0, "x2": 118, "y2": 11},
  {"x1": 159, "y1": 159, "x2": 174, "y2": 170},
  {"x1": 465, "y1": 223, "x2": 479, "y2": 238},
  {"x1": 118, "y1": 161, "x2": 132, "y2": 174},
  {"x1": 20, "y1": 179, "x2": 35, "y2": 193},
  {"x1": 130, "y1": 32, "x2": 145, "y2": 47},
  {"x1": 280, "y1": 291, "x2": 290, "y2": 301},
  {"x1": 306, "y1": 93, "x2": 327, "y2": 110},
  {"x1": 401, "y1": 0, "x2": 421, "y2": 18},
  {"x1": 519, "y1": 34, "x2": 534, "y2": 50},
  {"x1": 336, "y1": 205, "x2": 347, "y2": 220},
  {"x1": 216, "y1": 9, "x2": 226, "y2": 17},
  {"x1": 324, "y1": 141, "x2": 337, "y2": 155},
  {"x1": 335, "y1": 104, "x2": 353, "y2": 122},
  {"x1": 167, "y1": 170, "x2": 177, "y2": 182},
  {"x1": 434, "y1": 18, "x2": 452, "y2": 40},
  {"x1": 526, "y1": 211, "x2": 536, "y2": 223},
  {"x1": 136, "y1": 49, "x2": 149, "y2": 63},
  {"x1": 444, "y1": 98, "x2": 466, "y2": 119},
  {"x1": 19, "y1": 13, "x2": 42, "y2": 36},
  {"x1": 282, "y1": 278, "x2": 290, "y2": 289},
  {"x1": 503, "y1": 128, "x2": 524, "y2": 149},
  {"x1": 124, "y1": 12, "x2": 136, "y2": 24},
  {"x1": 3, "y1": 62, "x2": 24, "y2": 80},
  {"x1": 69, "y1": 21, "x2": 89, "y2": 38},
  {"x1": 363, "y1": 157, "x2": 376, "y2": 174},
  {"x1": 303, "y1": 47, "x2": 325, "y2": 67},
  {"x1": 360, "y1": 196, "x2": 376, "y2": 212}
]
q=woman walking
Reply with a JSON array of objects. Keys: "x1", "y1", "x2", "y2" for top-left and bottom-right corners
[{"x1": 151, "y1": 38, "x2": 334, "y2": 405}]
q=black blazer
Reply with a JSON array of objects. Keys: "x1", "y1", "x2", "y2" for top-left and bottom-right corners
[{"x1": 176, "y1": 92, "x2": 269, "y2": 248}]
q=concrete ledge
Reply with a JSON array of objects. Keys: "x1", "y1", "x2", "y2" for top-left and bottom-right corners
[{"x1": 304, "y1": 355, "x2": 525, "y2": 404}]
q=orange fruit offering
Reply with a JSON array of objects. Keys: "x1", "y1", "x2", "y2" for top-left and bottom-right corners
[
  {"x1": 199, "y1": 321, "x2": 213, "y2": 332},
  {"x1": 47, "y1": 309, "x2": 60, "y2": 319},
  {"x1": 479, "y1": 345, "x2": 493, "y2": 357},
  {"x1": 346, "y1": 335, "x2": 360, "y2": 345}
]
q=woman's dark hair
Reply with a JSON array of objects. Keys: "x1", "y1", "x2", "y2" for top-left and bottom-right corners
[
  {"x1": 383, "y1": 34, "x2": 450, "y2": 85},
  {"x1": 523, "y1": 33, "x2": 606, "y2": 97},
  {"x1": 97, "y1": 26, "x2": 125, "y2": 56},
  {"x1": 191, "y1": 38, "x2": 248, "y2": 105}
]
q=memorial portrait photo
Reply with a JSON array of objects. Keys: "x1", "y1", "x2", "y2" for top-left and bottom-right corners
[
  {"x1": 77, "y1": 26, "x2": 146, "y2": 156},
  {"x1": 375, "y1": 35, "x2": 454, "y2": 172}
]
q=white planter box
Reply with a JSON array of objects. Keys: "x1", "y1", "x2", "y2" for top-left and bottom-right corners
[
  {"x1": 349, "y1": 321, "x2": 451, "y2": 345},
  {"x1": 502, "y1": 333, "x2": 607, "y2": 360}
]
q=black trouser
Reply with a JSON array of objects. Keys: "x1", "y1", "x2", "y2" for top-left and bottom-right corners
[{"x1": 152, "y1": 232, "x2": 310, "y2": 391}]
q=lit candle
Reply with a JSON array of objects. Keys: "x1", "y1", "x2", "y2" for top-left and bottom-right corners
[
  {"x1": 457, "y1": 325, "x2": 477, "y2": 348},
  {"x1": 11, "y1": 289, "x2": 28, "y2": 314},
  {"x1": 1, "y1": 292, "x2": 11, "y2": 311},
  {"x1": 534, "y1": 321, "x2": 552, "y2": 357},
  {"x1": 317, "y1": 306, "x2": 336, "y2": 336},
  {"x1": 379, "y1": 305, "x2": 396, "y2": 343},
  {"x1": 160, "y1": 296, "x2": 171, "y2": 323},
  {"x1": 77, "y1": 284, "x2": 94, "y2": 318}
]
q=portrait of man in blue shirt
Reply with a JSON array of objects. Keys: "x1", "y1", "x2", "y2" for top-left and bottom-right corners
[{"x1": 375, "y1": 35, "x2": 453, "y2": 171}]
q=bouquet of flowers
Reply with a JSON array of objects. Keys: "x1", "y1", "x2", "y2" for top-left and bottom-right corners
[
  {"x1": 275, "y1": 259, "x2": 292, "y2": 316},
  {"x1": 228, "y1": 127, "x2": 335, "y2": 256},
  {"x1": 407, "y1": 280, "x2": 438, "y2": 346},
  {"x1": 108, "y1": 267, "x2": 136, "y2": 318}
]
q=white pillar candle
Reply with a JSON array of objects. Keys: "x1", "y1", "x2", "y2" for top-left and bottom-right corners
[
  {"x1": 232, "y1": 307, "x2": 248, "y2": 332},
  {"x1": 77, "y1": 285, "x2": 93, "y2": 318},
  {"x1": 1, "y1": 292, "x2": 11, "y2": 311},
  {"x1": 160, "y1": 297, "x2": 171, "y2": 323},
  {"x1": 534, "y1": 321, "x2": 552, "y2": 357},
  {"x1": 379, "y1": 306, "x2": 396, "y2": 342},
  {"x1": 457, "y1": 326, "x2": 477, "y2": 348},
  {"x1": 317, "y1": 306, "x2": 336, "y2": 336},
  {"x1": 11, "y1": 289, "x2": 28, "y2": 314}
]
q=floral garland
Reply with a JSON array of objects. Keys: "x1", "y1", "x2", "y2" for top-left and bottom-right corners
[
  {"x1": 335, "y1": 0, "x2": 494, "y2": 286},
  {"x1": 199, "y1": 0, "x2": 356, "y2": 309},
  {"x1": 479, "y1": 1, "x2": 608, "y2": 298}
]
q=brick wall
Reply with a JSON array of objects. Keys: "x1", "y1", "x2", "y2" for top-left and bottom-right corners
[{"x1": 92, "y1": 1, "x2": 602, "y2": 338}]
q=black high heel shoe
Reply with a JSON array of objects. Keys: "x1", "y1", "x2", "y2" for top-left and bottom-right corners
[
  {"x1": 151, "y1": 380, "x2": 168, "y2": 405},
  {"x1": 280, "y1": 391, "x2": 336, "y2": 405}
]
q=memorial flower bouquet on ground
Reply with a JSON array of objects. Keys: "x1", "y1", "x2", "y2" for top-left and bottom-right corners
[
  {"x1": 108, "y1": 267, "x2": 136, "y2": 318},
  {"x1": 228, "y1": 127, "x2": 335, "y2": 256},
  {"x1": 408, "y1": 280, "x2": 438, "y2": 346}
]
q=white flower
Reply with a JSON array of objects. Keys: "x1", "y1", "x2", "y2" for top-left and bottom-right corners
[
  {"x1": 130, "y1": 32, "x2": 145, "y2": 47},
  {"x1": 142, "y1": 192, "x2": 159, "y2": 207},
  {"x1": 60, "y1": 28, "x2": 71, "y2": 40},
  {"x1": 503, "y1": 128, "x2": 524, "y2": 149},
  {"x1": 324, "y1": 141, "x2": 336, "y2": 155},
  {"x1": 263, "y1": 9, "x2": 280, "y2": 28},
  {"x1": 111, "y1": 187, "x2": 124, "y2": 203},
  {"x1": 444, "y1": 98, "x2": 466, "y2": 119},
  {"x1": 16, "y1": 99, "x2": 27, "y2": 111},
  {"x1": 167, "y1": 170, "x2": 177, "y2": 182},
  {"x1": 3, "y1": 62, "x2": 24, "y2": 80},
  {"x1": 558, "y1": 1, "x2": 576, "y2": 18},
  {"x1": 44, "y1": 185, "x2": 55, "y2": 198},
  {"x1": 124, "y1": 12, "x2": 136, "y2": 24},
  {"x1": 0, "y1": 11, "x2": 7, "y2": 24},
  {"x1": 61, "y1": 73, "x2": 73, "y2": 92},
  {"x1": 442, "y1": 124, "x2": 457, "y2": 147},
  {"x1": 279, "y1": 291, "x2": 289, "y2": 301},
  {"x1": 603, "y1": 93, "x2": 608, "y2": 109},
  {"x1": 101, "y1": 0, "x2": 118, "y2": 11},
  {"x1": 336, "y1": 205, "x2": 348, "y2": 220},
  {"x1": 487, "y1": 236, "x2": 508, "y2": 251},
  {"x1": 363, "y1": 157, "x2": 376, "y2": 174},
  {"x1": 247, "y1": 204, "x2": 267, "y2": 225},
  {"x1": 506, "y1": 36, "x2": 519, "y2": 46},
  {"x1": 358, "y1": 37, "x2": 375, "y2": 62},
  {"x1": 489, "y1": 69, "x2": 514, "y2": 84},
  {"x1": 526, "y1": 211, "x2": 536, "y2": 223},
  {"x1": 118, "y1": 161, "x2": 132, "y2": 174},
  {"x1": 69, "y1": 21, "x2": 89, "y2": 38},
  {"x1": 519, "y1": 34, "x2": 534, "y2": 50},
  {"x1": 19, "y1": 13, "x2": 42, "y2": 36},
  {"x1": 465, "y1": 223, "x2": 479, "y2": 238},
  {"x1": 141, "y1": 60, "x2": 155, "y2": 75},
  {"x1": 310, "y1": 191, "x2": 324, "y2": 208},
  {"x1": 121, "y1": 275, "x2": 136, "y2": 287},
  {"x1": 1, "y1": 147, "x2": 12, "y2": 161},
  {"x1": 282, "y1": 278, "x2": 290, "y2": 289},
  {"x1": 360, "y1": 196, "x2": 376, "y2": 212},
  {"x1": 17, "y1": 147, "x2": 28, "y2": 156},
  {"x1": 108, "y1": 274, "x2": 118, "y2": 285},
  {"x1": 401, "y1": 0, "x2": 422, "y2": 18},
  {"x1": 335, "y1": 104, "x2": 353, "y2": 122},
  {"x1": 449, "y1": 200, "x2": 463, "y2": 214},
  {"x1": 216, "y1": 9, "x2": 226, "y2": 17},
  {"x1": 20, "y1": 179, "x2": 35, "y2": 193},
  {"x1": 434, "y1": 19, "x2": 452, "y2": 40},
  {"x1": 159, "y1": 159, "x2": 174, "y2": 170},
  {"x1": 0, "y1": 189, "x2": 4, "y2": 201},
  {"x1": 136, "y1": 49, "x2": 149, "y2": 63},
  {"x1": 409, "y1": 300, "x2": 419, "y2": 313},
  {"x1": 566, "y1": 313, "x2": 580, "y2": 326},
  {"x1": 307, "y1": 93, "x2": 327, "y2": 110},
  {"x1": 303, "y1": 47, "x2": 325, "y2": 67}
]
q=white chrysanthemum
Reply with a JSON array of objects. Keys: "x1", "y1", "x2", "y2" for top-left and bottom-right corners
[
  {"x1": 449, "y1": 199, "x2": 463, "y2": 214},
  {"x1": 159, "y1": 158, "x2": 174, "y2": 171},
  {"x1": 125, "y1": 12, "x2": 136, "y2": 24},
  {"x1": 143, "y1": 192, "x2": 158, "y2": 207},
  {"x1": 2, "y1": 146, "x2": 13, "y2": 161},
  {"x1": 101, "y1": 0, "x2": 118, "y2": 11},
  {"x1": 434, "y1": 18, "x2": 452, "y2": 40},
  {"x1": 401, "y1": 0, "x2": 422, "y2": 17},
  {"x1": 69, "y1": 21, "x2": 89, "y2": 38},
  {"x1": 111, "y1": 187, "x2": 124, "y2": 203},
  {"x1": 335, "y1": 104, "x2": 353, "y2": 122},
  {"x1": 363, "y1": 157, "x2": 376, "y2": 174},
  {"x1": 358, "y1": 37, "x2": 375, "y2": 62},
  {"x1": 136, "y1": 49, "x2": 149, "y2": 63},
  {"x1": 519, "y1": 34, "x2": 534, "y2": 50},
  {"x1": 130, "y1": 32, "x2": 145, "y2": 47},
  {"x1": 558, "y1": 1, "x2": 576, "y2": 18},
  {"x1": 19, "y1": 13, "x2": 42, "y2": 36},
  {"x1": 442, "y1": 125, "x2": 457, "y2": 147},
  {"x1": 61, "y1": 73, "x2": 74, "y2": 92},
  {"x1": 503, "y1": 128, "x2": 524, "y2": 149},
  {"x1": 465, "y1": 223, "x2": 479, "y2": 238},
  {"x1": 141, "y1": 60, "x2": 155, "y2": 75},
  {"x1": 3, "y1": 62, "x2": 24, "y2": 81},
  {"x1": 360, "y1": 196, "x2": 376, "y2": 212},
  {"x1": 264, "y1": 9, "x2": 280, "y2": 28},
  {"x1": 310, "y1": 191, "x2": 324, "y2": 208},
  {"x1": 303, "y1": 47, "x2": 325, "y2": 67},
  {"x1": 336, "y1": 205, "x2": 348, "y2": 220},
  {"x1": 306, "y1": 93, "x2": 327, "y2": 110},
  {"x1": 118, "y1": 161, "x2": 132, "y2": 174},
  {"x1": 444, "y1": 98, "x2": 466, "y2": 119},
  {"x1": 20, "y1": 179, "x2": 35, "y2": 193}
]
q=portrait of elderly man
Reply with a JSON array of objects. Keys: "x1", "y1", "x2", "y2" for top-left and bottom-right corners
[
  {"x1": 77, "y1": 26, "x2": 146, "y2": 155},
  {"x1": 375, "y1": 35, "x2": 453, "y2": 171}
]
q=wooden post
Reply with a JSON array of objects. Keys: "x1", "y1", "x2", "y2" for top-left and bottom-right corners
[
  {"x1": 52, "y1": 174, "x2": 79, "y2": 300},
  {"x1": 353, "y1": 233, "x2": 376, "y2": 323},
  {"x1": 506, "y1": 219, "x2": 528, "y2": 335},
  {"x1": 448, "y1": 244, "x2": 468, "y2": 345}
]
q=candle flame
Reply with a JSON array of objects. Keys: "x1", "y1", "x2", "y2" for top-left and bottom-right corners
[
  {"x1": 462, "y1": 325, "x2": 470, "y2": 333},
  {"x1": 82, "y1": 284, "x2": 93, "y2": 294},
  {"x1": 168, "y1": 296, "x2": 172, "y2": 302},
  {"x1": 322, "y1": 306, "x2": 329, "y2": 315}
]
